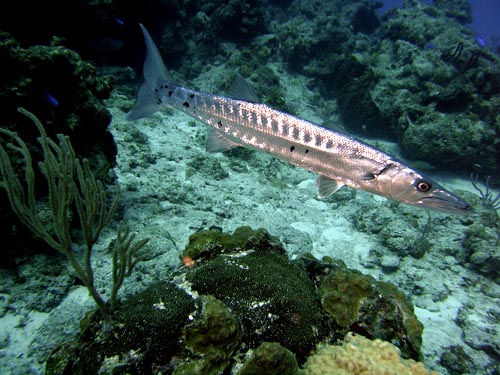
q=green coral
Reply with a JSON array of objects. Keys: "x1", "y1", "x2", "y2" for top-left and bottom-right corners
[
  {"x1": 320, "y1": 268, "x2": 423, "y2": 360},
  {"x1": 239, "y1": 342, "x2": 298, "y2": 375},
  {"x1": 176, "y1": 295, "x2": 240, "y2": 375},
  {"x1": 46, "y1": 281, "x2": 196, "y2": 375},
  {"x1": 320, "y1": 270, "x2": 373, "y2": 327},
  {"x1": 184, "y1": 227, "x2": 327, "y2": 359},
  {"x1": 181, "y1": 226, "x2": 285, "y2": 260}
]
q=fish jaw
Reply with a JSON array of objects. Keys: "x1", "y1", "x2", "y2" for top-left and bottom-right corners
[
  {"x1": 401, "y1": 177, "x2": 473, "y2": 215},
  {"x1": 414, "y1": 188, "x2": 472, "y2": 214}
]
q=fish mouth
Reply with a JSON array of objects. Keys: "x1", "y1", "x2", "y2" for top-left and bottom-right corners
[{"x1": 419, "y1": 191, "x2": 473, "y2": 215}]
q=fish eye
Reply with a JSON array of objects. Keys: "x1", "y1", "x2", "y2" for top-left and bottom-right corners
[{"x1": 415, "y1": 179, "x2": 431, "y2": 192}]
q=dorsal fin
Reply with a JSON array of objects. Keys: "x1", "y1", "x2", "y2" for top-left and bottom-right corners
[{"x1": 226, "y1": 74, "x2": 260, "y2": 103}]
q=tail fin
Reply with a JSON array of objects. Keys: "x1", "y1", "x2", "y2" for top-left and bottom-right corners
[{"x1": 128, "y1": 24, "x2": 170, "y2": 120}]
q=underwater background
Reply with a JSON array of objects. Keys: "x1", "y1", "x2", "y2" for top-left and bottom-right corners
[{"x1": 0, "y1": 0, "x2": 499, "y2": 374}]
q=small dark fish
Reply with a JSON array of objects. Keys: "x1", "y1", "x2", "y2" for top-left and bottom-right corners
[
  {"x1": 475, "y1": 35, "x2": 486, "y2": 48},
  {"x1": 44, "y1": 91, "x2": 59, "y2": 107},
  {"x1": 114, "y1": 17, "x2": 125, "y2": 27}
]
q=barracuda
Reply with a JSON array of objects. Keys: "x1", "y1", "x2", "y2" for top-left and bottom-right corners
[{"x1": 129, "y1": 24, "x2": 471, "y2": 214}]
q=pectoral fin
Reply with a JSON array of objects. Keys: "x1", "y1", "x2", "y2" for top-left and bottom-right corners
[{"x1": 317, "y1": 175, "x2": 344, "y2": 199}]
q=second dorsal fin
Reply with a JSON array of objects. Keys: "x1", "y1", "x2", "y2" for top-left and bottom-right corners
[{"x1": 206, "y1": 129, "x2": 240, "y2": 152}]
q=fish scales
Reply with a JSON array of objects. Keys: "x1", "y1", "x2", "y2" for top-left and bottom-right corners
[{"x1": 129, "y1": 24, "x2": 471, "y2": 214}]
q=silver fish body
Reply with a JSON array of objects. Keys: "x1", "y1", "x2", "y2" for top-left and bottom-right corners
[{"x1": 129, "y1": 24, "x2": 471, "y2": 215}]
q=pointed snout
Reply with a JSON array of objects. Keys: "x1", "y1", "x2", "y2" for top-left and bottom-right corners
[{"x1": 419, "y1": 189, "x2": 472, "y2": 215}]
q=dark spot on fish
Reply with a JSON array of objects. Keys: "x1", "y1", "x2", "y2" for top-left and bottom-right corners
[
  {"x1": 154, "y1": 88, "x2": 159, "y2": 93},
  {"x1": 261, "y1": 116, "x2": 267, "y2": 128},
  {"x1": 189, "y1": 93, "x2": 195, "y2": 99},
  {"x1": 303, "y1": 133, "x2": 311, "y2": 143},
  {"x1": 290, "y1": 145, "x2": 295, "y2": 152},
  {"x1": 326, "y1": 140, "x2": 333, "y2": 149},
  {"x1": 292, "y1": 128, "x2": 300, "y2": 140},
  {"x1": 305, "y1": 149, "x2": 309, "y2": 154},
  {"x1": 157, "y1": 99, "x2": 162, "y2": 105},
  {"x1": 272, "y1": 121, "x2": 278, "y2": 132},
  {"x1": 183, "y1": 101, "x2": 190, "y2": 108},
  {"x1": 315, "y1": 135, "x2": 322, "y2": 146},
  {"x1": 168, "y1": 91, "x2": 173, "y2": 97},
  {"x1": 217, "y1": 120, "x2": 223, "y2": 128}
]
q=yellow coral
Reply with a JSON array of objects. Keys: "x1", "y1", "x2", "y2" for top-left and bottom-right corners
[{"x1": 303, "y1": 333, "x2": 440, "y2": 375}]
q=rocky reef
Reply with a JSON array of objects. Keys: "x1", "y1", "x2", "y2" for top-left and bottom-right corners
[
  {"x1": 1, "y1": 1, "x2": 500, "y2": 374},
  {"x1": 275, "y1": 0, "x2": 500, "y2": 175},
  {"x1": 45, "y1": 226, "x2": 429, "y2": 374}
]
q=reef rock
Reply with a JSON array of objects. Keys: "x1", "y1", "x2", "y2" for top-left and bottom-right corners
[{"x1": 45, "y1": 226, "x2": 427, "y2": 374}]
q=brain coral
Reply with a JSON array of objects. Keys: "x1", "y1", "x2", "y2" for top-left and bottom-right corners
[{"x1": 303, "y1": 333, "x2": 438, "y2": 375}]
